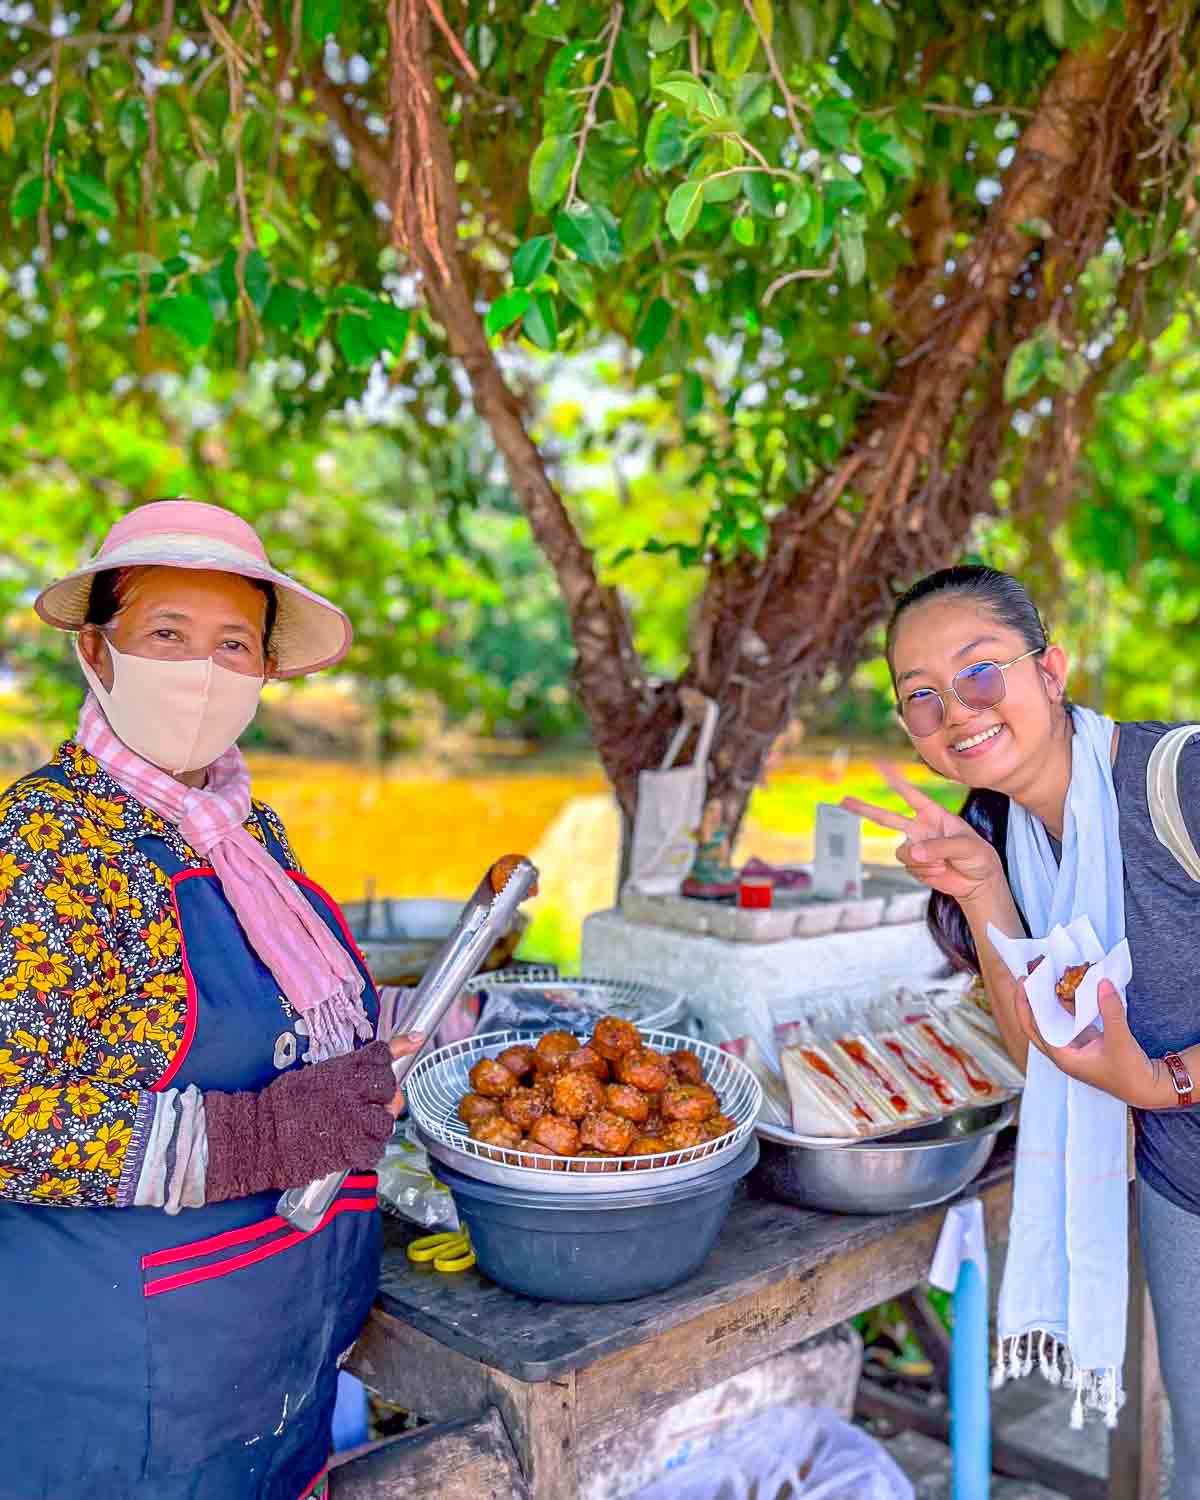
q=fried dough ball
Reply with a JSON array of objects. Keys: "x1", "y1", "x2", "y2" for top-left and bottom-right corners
[
  {"x1": 661, "y1": 1082, "x2": 719, "y2": 1123},
  {"x1": 579, "y1": 1109, "x2": 636, "y2": 1156},
  {"x1": 663, "y1": 1119, "x2": 706, "y2": 1151},
  {"x1": 533, "y1": 1030, "x2": 579, "y2": 1075},
  {"x1": 552, "y1": 1069, "x2": 606, "y2": 1121},
  {"x1": 497, "y1": 1044, "x2": 537, "y2": 1080},
  {"x1": 630, "y1": 1134, "x2": 671, "y2": 1157},
  {"x1": 469, "y1": 1057, "x2": 518, "y2": 1099},
  {"x1": 469, "y1": 1115, "x2": 522, "y2": 1149},
  {"x1": 669, "y1": 1049, "x2": 705, "y2": 1085},
  {"x1": 562, "y1": 1045, "x2": 610, "y2": 1082},
  {"x1": 605, "y1": 1082, "x2": 650, "y2": 1125},
  {"x1": 701, "y1": 1112, "x2": 736, "y2": 1142},
  {"x1": 529, "y1": 1113, "x2": 581, "y2": 1157},
  {"x1": 642, "y1": 1110, "x2": 665, "y2": 1137},
  {"x1": 457, "y1": 1092, "x2": 499, "y2": 1127},
  {"x1": 591, "y1": 1016, "x2": 641, "y2": 1063},
  {"x1": 1055, "y1": 961, "x2": 1092, "y2": 1014},
  {"x1": 616, "y1": 1047, "x2": 671, "y2": 1093},
  {"x1": 502, "y1": 1086, "x2": 550, "y2": 1132}
]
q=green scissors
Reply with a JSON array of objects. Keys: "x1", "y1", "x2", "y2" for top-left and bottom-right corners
[{"x1": 406, "y1": 1230, "x2": 475, "y2": 1273}]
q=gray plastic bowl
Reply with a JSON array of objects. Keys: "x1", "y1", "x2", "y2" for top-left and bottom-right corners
[{"x1": 432, "y1": 1139, "x2": 758, "y2": 1303}]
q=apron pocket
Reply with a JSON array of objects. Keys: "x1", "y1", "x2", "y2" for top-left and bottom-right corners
[{"x1": 141, "y1": 1184, "x2": 378, "y2": 1479}]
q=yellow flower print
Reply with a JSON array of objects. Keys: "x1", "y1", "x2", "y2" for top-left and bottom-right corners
[
  {"x1": 9, "y1": 923, "x2": 46, "y2": 948},
  {"x1": 51, "y1": 1140, "x2": 82, "y2": 1170},
  {"x1": 68, "y1": 745, "x2": 99, "y2": 777},
  {"x1": 15, "y1": 946, "x2": 71, "y2": 995},
  {"x1": 44, "y1": 880, "x2": 90, "y2": 923},
  {"x1": 0, "y1": 852, "x2": 27, "y2": 893},
  {"x1": 11, "y1": 1030, "x2": 50, "y2": 1058},
  {"x1": 142, "y1": 809, "x2": 167, "y2": 835},
  {"x1": 65, "y1": 1080, "x2": 105, "y2": 1118},
  {"x1": 143, "y1": 972, "x2": 188, "y2": 1003},
  {"x1": 82, "y1": 792, "x2": 125, "y2": 832},
  {"x1": 142, "y1": 918, "x2": 179, "y2": 962},
  {"x1": 3, "y1": 1084, "x2": 63, "y2": 1141},
  {"x1": 95, "y1": 1053, "x2": 136, "y2": 1085},
  {"x1": 70, "y1": 983, "x2": 107, "y2": 1023},
  {"x1": 59, "y1": 852, "x2": 95, "y2": 884},
  {"x1": 0, "y1": 976, "x2": 22, "y2": 1003},
  {"x1": 32, "y1": 1175, "x2": 81, "y2": 1201},
  {"x1": 83, "y1": 1120, "x2": 131, "y2": 1176},
  {"x1": 0, "y1": 1164, "x2": 17, "y2": 1189},
  {"x1": 69, "y1": 925, "x2": 104, "y2": 964},
  {"x1": 98, "y1": 1011, "x2": 128, "y2": 1045},
  {"x1": 78, "y1": 819, "x2": 120, "y2": 857},
  {"x1": 124, "y1": 999, "x2": 183, "y2": 1046},
  {"x1": 0, "y1": 1048, "x2": 26, "y2": 1087},
  {"x1": 98, "y1": 865, "x2": 132, "y2": 914},
  {"x1": 62, "y1": 1036, "x2": 87, "y2": 1069},
  {"x1": 101, "y1": 950, "x2": 127, "y2": 1000},
  {"x1": 246, "y1": 820, "x2": 268, "y2": 846},
  {"x1": 17, "y1": 810, "x2": 63, "y2": 853}
]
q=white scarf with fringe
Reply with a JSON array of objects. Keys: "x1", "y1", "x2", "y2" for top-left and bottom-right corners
[{"x1": 997, "y1": 705, "x2": 1127, "y2": 1428}]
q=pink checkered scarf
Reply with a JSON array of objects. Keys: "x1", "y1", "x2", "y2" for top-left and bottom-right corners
[{"x1": 76, "y1": 695, "x2": 372, "y2": 1062}]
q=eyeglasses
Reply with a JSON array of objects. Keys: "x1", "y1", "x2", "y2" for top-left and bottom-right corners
[{"x1": 898, "y1": 648, "x2": 1043, "y2": 738}]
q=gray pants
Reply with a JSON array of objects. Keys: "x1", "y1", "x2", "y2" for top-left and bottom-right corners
[{"x1": 1139, "y1": 1177, "x2": 1200, "y2": 1499}]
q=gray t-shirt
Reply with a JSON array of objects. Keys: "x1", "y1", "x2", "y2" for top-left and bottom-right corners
[{"x1": 1108, "y1": 721, "x2": 1200, "y2": 1214}]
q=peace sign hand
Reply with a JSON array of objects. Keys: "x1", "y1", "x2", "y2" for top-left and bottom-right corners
[{"x1": 841, "y1": 763, "x2": 1004, "y2": 908}]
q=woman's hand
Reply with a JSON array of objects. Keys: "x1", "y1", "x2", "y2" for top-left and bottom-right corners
[
  {"x1": 1014, "y1": 979, "x2": 1168, "y2": 1108},
  {"x1": 841, "y1": 763, "x2": 1003, "y2": 907},
  {"x1": 388, "y1": 1032, "x2": 425, "y2": 1117}
]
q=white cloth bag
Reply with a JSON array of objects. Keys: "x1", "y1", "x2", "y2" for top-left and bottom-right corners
[{"x1": 628, "y1": 698, "x2": 718, "y2": 894}]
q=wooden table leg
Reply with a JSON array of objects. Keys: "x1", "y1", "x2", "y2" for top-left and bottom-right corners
[{"x1": 1107, "y1": 1185, "x2": 1164, "y2": 1500}]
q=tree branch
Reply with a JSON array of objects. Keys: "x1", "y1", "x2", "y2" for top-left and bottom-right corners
[{"x1": 565, "y1": 2, "x2": 623, "y2": 211}]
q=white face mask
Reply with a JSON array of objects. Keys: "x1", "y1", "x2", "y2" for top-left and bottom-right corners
[{"x1": 77, "y1": 640, "x2": 264, "y2": 776}]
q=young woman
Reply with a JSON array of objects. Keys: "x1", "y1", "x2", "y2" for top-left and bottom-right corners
[
  {"x1": 844, "y1": 565, "x2": 1198, "y2": 1488},
  {"x1": 0, "y1": 500, "x2": 422, "y2": 1500}
]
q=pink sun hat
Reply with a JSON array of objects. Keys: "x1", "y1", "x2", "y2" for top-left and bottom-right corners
[{"x1": 34, "y1": 499, "x2": 352, "y2": 678}]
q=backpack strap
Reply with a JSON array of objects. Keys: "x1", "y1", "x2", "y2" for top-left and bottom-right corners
[{"x1": 1146, "y1": 724, "x2": 1200, "y2": 881}]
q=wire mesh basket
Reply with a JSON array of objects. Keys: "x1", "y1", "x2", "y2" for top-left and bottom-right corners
[
  {"x1": 462, "y1": 972, "x2": 688, "y2": 1033},
  {"x1": 407, "y1": 1029, "x2": 762, "y2": 1195}
]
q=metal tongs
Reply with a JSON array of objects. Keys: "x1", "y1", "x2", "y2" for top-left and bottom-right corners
[{"x1": 277, "y1": 855, "x2": 540, "y2": 1231}]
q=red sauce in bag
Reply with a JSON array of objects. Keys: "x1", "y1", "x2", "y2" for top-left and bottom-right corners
[
  {"x1": 799, "y1": 1048, "x2": 874, "y2": 1124},
  {"x1": 918, "y1": 1023, "x2": 995, "y2": 1097},
  {"x1": 837, "y1": 1039, "x2": 910, "y2": 1114},
  {"x1": 882, "y1": 1037, "x2": 956, "y2": 1109}
]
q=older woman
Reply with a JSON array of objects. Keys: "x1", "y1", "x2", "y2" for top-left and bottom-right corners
[{"x1": 0, "y1": 500, "x2": 420, "y2": 1500}]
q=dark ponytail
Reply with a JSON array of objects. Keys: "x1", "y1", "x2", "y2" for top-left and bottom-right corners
[{"x1": 886, "y1": 564, "x2": 1059, "y2": 974}]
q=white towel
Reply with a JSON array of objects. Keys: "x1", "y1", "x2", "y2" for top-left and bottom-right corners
[{"x1": 997, "y1": 706, "x2": 1128, "y2": 1427}]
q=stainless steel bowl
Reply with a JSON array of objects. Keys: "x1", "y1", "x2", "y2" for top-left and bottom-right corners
[{"x1": 751, "y1": 1101, "x2": 1015, "y2": 1214}]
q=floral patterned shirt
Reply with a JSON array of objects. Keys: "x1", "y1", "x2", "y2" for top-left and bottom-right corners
[{"x1": 0, "y1": 741, "x2": 300, "y2": 1209}]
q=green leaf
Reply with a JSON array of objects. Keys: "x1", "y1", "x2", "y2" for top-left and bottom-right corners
[
  {"x1": 635, "y1": 296, "x2": 673, "y2": 354},
  {"x1": 156, "y1": 94, "x2": 185, "y2": 149},
  {"x1": 1042, "y1": 0, "x2": 1066, "y2": 45},
  {"x1": 812, "y1": 97, "x2": 855, "y2": 150},
  {"x1": 610, "y1": 86, "x2": 639, "y2": 135},
  {"x1": 184, "y1": 161, "x2": 211, "y2": 214},
  {"x1": 649, "y1": 13, "x2": 685, "y2": 48},
  {"x1": 860, "y1": 160, "x2": 886, "y2": 210},
  {"x1": 622, "y1": 189, "x2": 662, "y2": 254},
  {"x1": 10, "y1": 176, "x2": 54, "y2": 221},
  {"x1": 529, "y1": 134, "x2": 576, "y2": 213},
  {"x1": 666, "y1": 179, "x2": 704, "y2": 240},
  {"x1": 117, "y1": 98, "x2": 148, "y2": 153},
  {"x1": 645, "y1": 108, "x2": 691, "y2": 172},
  {"x1": 336, "y1": 313, "x2": 383, "y2": 369},
  {"x1": 152, "y1": 292, "x2": 214, "y2": 349},
  {"x1": 1071, "y1": 0, "x2": 1107, "y2": 17},
  {"x1": 554, "y1": 205, "x2": 619, "y2": 268},
  {"x1": 732, "y1": 215, "x2": 756, "y2": 245},
  {"x1": 779, "y1": 185, "x2": 813, "y2": 235},
  {"x1": 555, "y1": 259, "x2": 595, "y2": 312},
  {"x1": 702, "y1": 165, "x2": 742, "y2": 203},
  {"x1": 513, "y1": 235, "x2": 556, "y2": 287},
  {"x1": 524, "y1": 5, "x2": 569, "y2": 38},
  {"x1": 485, "y1": 288, "x2": 533, "y2": 336},
  {"x1": 689, "y1": 0, "x2": 721, "y2": 33},
  {"x1": 298, "y1": 290, "x2": 326, "y2": 340},
  {"x1": 330, "y1": 286, "x2": 376, "y2": 309},
  {"x1": 370, "y1": 300, "x2": 411, "y2": 354},
  {"x1": 242, "y1": 250, "x2": 271, "y2": 311},
  {"x1": 1004, "y1": 335, "x2": 1049, "y2": 402},
  {"x1": 750, "y1": 0, "x2": 773, "y2": 39},
  {"x1": 263, "y1": 284, "x2": 300, "y2": 333},
  {"x1": 840, "y1": 226, "x2": 866, "y2": 286},
  {"x1": 523, "y1": 292, "x2": 559, "y2": 351},
  {"x1": 854, "y1": 2, "x2": 896, "y2": 40},
  {"x1": 303, "y1": 0, "x2": 342, "y2": 41},
  {"x1": 713, "y1": 7, "x2": 759, "y2": 77},
  {"x1": 65, "y1": 171, "x2": 116, "y2": 221},
  {"x1": 744, "y1": 169, "x2": 777, "y2": 218},
  {"x1": 657, "y1": 78, "x2": 714, "y2": 115},
  {"x1": 824, "y1": 178, "x2": 868, "y2": 213}
]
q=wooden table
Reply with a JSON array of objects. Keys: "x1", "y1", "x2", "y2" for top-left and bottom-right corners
[{"x1": 345, "y1": 1147, "x2": 1160, "y2": 1500}]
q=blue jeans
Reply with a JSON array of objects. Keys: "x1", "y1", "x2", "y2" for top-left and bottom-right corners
[{"x1": 1139, "y1": 1176, "x2": 1200, "y2": 1499}]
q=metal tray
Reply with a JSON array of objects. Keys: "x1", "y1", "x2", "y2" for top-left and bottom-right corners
[
  {"x1": 752, "y1": 1100, "x2": 1016, "y2": 1214},
  {"x1": 407, "y1": 1029, "x2": 761, "y2": 1196},
  {"x1": 761, "y1": 1086, "x2": 1021, "y2": 1148},
  {"x1": 463, "y1": 972, "x2": 688, "y2": 1032}
]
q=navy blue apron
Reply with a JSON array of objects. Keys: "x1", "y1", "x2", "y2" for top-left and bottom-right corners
[{"x1": 0, "y1": 779, "x2": 380, "y2": 1500}]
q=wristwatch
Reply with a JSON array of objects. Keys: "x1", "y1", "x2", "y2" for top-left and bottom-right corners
[{"x1": 1163, "y1": 1053, "x2": 1194, "y2": 1108}]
